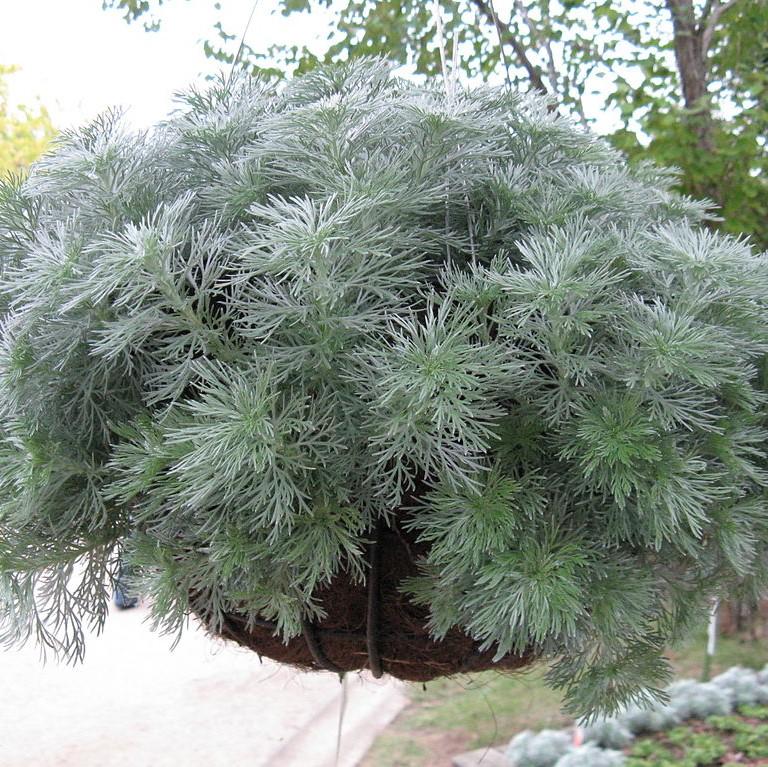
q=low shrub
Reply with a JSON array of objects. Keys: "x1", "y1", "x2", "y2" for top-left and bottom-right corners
[
  {"x1": 710, "y1": 667, "x2": 768, "y2": 707},
  {"x1": 626, "y1": 738, "x2": 675, "y2": 762},
  {"x1": 619, "y1": 702, "x2": 680, "y2": 734},
  {"x1": 706, "y1": 714, "x2": 750, "y2": 733},
  {"x1": 665, "y1": 729, "x2": 727, "y2": 764},
  {"x1": 732, "y1": 724, "x2": 768, "y2": 759},
  {"x1": 504, "y1": 668, "x2": 768, "y2": 767},
  {"x1": 506, "y1": 729, "x2": 572, "y2": 767},
  {"x1": 736, "y1": 703, "x2": 768, "y2": 720},
  {"x1": 582, "y1": 717, "x2": 635, "y2": 749},
  {"x1": 667, "y1": 680, "x2": 732, "y2": 719},
  {"x1": 554, "y1": 744, "x2": 625, "y2": 767}
]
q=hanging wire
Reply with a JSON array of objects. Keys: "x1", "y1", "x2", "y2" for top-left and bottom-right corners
[
  {"x1": 229, "y1": 0, "x2": 261, "y2": 80},
  {"x1": 487, "y1": 0, "x2": 513, "y2": 90},
  {"x1": 432, "y1": 0, "x2": 452, "y2": 99},
  {"x1": 334, "y1": 673, "x2": 349, "y2": 767},
  {"x1": 366, "y1": 518, "x2": 384, "y2": 679},
  {"x1": 451, "y1": 25, "x2": 460, "y2": 84}
]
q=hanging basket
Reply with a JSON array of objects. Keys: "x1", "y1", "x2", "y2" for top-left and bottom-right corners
[
  {"x1": 200, "y1": 518, "x2": 534, "y2": 681},
  {"x1": 4, "y1": 58, "x2": 768, "y2": 718}
]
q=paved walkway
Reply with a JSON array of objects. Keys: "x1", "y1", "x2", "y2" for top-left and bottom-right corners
[{"x1": 0, "y1": 602, "x2": 407, "y2": 766}]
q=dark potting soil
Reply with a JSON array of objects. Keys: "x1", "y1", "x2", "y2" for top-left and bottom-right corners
[{"x1": 198, "y1": 519, "x2": 533, "y2": 682}]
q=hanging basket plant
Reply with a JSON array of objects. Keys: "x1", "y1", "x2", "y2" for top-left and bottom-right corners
[{"x1": 1, "y1": 60, "x2": 767, "y2": 717}]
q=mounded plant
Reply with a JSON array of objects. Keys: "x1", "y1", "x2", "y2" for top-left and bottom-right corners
[
  {"x1": 583, "y1": 717, "x2": 635, "y2": 749},
  {"x1": 619, "y1": 702, "x2": 681, "y2": 735},
  {"x1": 710, "y1": 666, "x2": 768, "y2": 707},
  {"x1": 667, "y1": 680, "x2": 733, "y2": 720},
  {"x1": 506, "y1": 729, "x2": 572, "y2": 767},
  {"x1": 1, "y1": 60, "x2": 768, "y2": 717},
  {"x1": 553, "y1": 744, "x2": 625, "y2": 767}
]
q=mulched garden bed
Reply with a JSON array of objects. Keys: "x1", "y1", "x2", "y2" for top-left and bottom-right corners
[{"x1": 624, "y1": 704, "x2": 768, "y2": 767}]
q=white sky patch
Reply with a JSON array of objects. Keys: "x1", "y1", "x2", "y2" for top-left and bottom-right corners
[{"x1": 0, "y1": 0, "x2": 332, "y2": 129}]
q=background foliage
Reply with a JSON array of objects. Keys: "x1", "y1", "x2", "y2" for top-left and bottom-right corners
[
  {"x1": 362, "y1": 633, "x2": 768, "y2": 767},
  {"x1": 0, "y1": 65, "x2": 55, "y2": 177},
  {"x1": 104, "y1": 0, "x2": 768, "y2": 249}
]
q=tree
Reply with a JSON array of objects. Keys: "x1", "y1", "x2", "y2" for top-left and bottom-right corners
[
  {"x1": 1, "y1": 61, "x2": 767, "y2": 719},
  {"x1": 105, "y1": 0, "x2": 768, "y2": 247},
  {"x1": 0, "y1": 65, "x2": 55, "y2": 177}
]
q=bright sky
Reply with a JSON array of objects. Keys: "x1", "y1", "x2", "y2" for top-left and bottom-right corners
[{"x1": 1, "y1": 0, "x2": 331, "y2": 129}]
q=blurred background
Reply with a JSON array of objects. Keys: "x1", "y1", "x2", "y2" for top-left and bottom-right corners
[
  {"x1": 1, "y1": 1, "x2": 766, "y2": 765},
  {"x1": 2, "y1": 0, "x2": 766, "y2": 244}
]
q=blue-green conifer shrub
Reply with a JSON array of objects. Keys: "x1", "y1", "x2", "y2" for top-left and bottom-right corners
[
  {"x1": 711, "y1": 666, "x2": 768, "y2": 707},
  {"x1": 506, "y1": 729, "x2": 572, "y2": 767},
  {"x1": 582, "y1": 717, "x2": 634, "y2": 749},
  {"x1": 667, "y1": 680, "x2": 733, "y2": 719},
  {"x1": 619, "y1": 702, "x2": 680, "y2": 734},
  {"x1": 1, "y1": 60, "x2": 767, "y2": 718},
  {"x1": 553, "y1": 744, "x2": 625, "y2": 767}
]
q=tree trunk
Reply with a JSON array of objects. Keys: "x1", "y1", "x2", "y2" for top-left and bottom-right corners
[
  {"x1": 665, "y1": 0, "x2": 719, "y2": 199},
  {"x1": 470, "y1": 0, "x2": 549, "y2": 96}
]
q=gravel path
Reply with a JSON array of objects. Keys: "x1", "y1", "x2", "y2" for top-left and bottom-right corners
[{"x1": 0, "y1": 602, "x2": 407, "y2": 766}]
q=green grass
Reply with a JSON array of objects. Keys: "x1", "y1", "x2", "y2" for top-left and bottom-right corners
[
  {"x1": 667, "y1": 632, "x2": 768, "y2": 679},
  {"x1": 405, "y1": 667, "x2": 567, "y2": 741},
  {"x1": 361, "y1": 633, "x2": 768, "y2": 767},
  {"x1": 362, "y1": 667, "x2": 568, "y2": 767}
]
